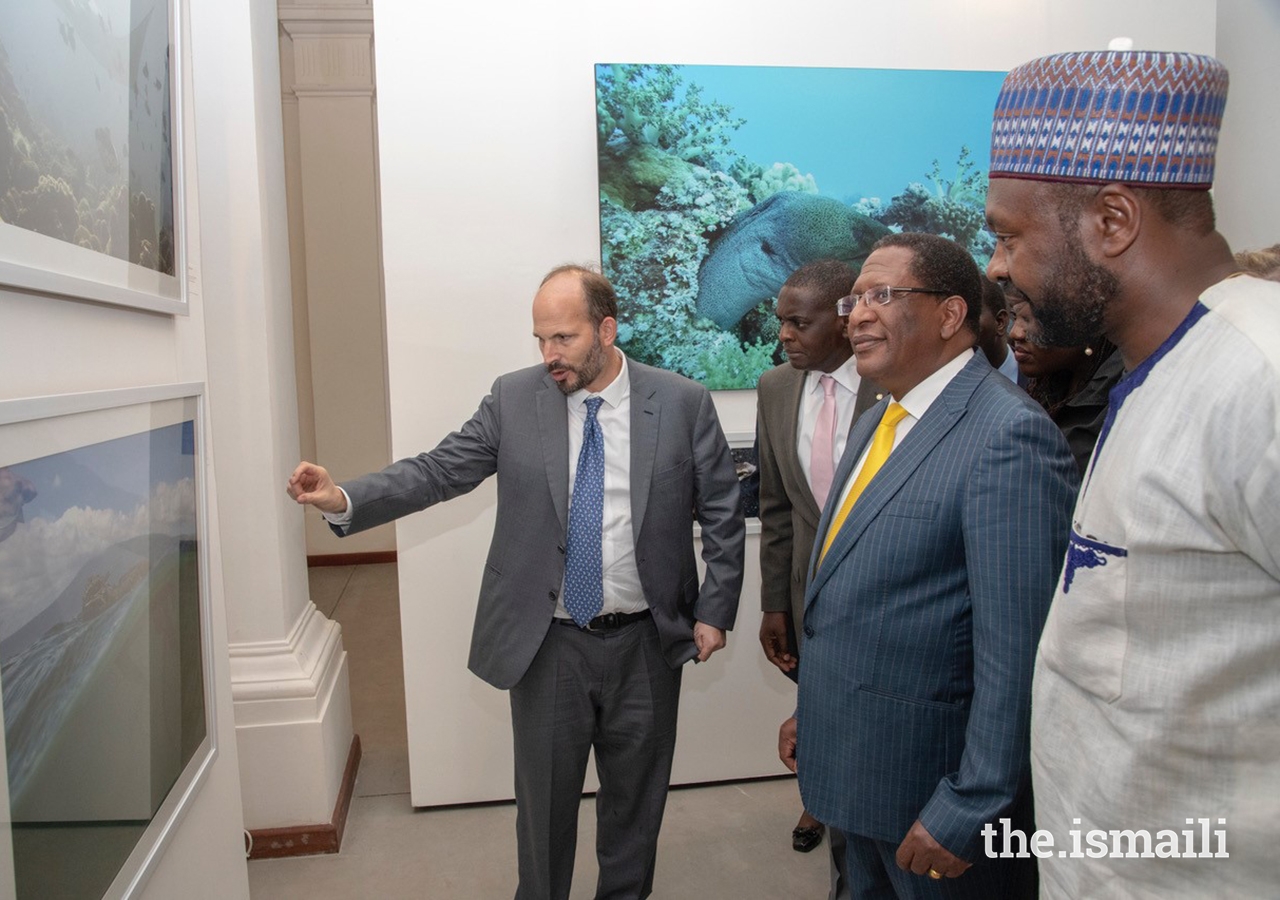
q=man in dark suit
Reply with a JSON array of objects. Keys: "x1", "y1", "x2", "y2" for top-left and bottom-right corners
[
  {"x1": 288, "y1": 265, "x2": 745, "y2": 900},
  {"x1": 756, "y1": 260, "x2": 880, "y2": 865},
  {"x1": 779, "y1": 233, "x2": 1076, "y2": 898}
]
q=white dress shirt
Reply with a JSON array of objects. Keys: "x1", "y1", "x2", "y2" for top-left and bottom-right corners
[
  {"x1": 831, "y1": 349, "x2": 975, "y2": 511},
  {"x1": 559, "y1": 351, "x2": 646, "y2": 618},
  {"x1": 796, "y1": 356, "x2": 862, "y2": 496}
]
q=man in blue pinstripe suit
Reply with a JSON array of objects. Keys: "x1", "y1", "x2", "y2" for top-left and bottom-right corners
[{"x1": 779, "y1": 233, "x2": 1076, "y2": 898}]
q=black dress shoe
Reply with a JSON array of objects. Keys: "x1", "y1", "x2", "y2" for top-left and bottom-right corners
[{"x1": 792, "y1": 823, "x2": 825, "y2": 853}]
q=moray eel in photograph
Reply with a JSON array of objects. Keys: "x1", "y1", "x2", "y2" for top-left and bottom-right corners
[{"x1": 695, "y1": 192, "x2": 889, "y2": 330}]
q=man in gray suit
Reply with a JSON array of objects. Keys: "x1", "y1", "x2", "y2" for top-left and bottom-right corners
[
  {"x1": 756, "y1": 259, "x2": 880, "y2": 867},
  {"x1": 779, "y1": 233, "x2": 1076, "y2": 898},
  {"x1": 288, "y1": 265, "x2": 745, "y2": 900}
]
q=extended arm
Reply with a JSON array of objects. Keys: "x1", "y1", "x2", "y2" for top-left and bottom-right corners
[{"x1": 288, "y1": 379, "x2": 505, "y2": 537}]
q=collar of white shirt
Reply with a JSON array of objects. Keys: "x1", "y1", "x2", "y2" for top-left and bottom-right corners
[
  {"x1": 895, "y1": 348, "x2": 975, "y2": 422},
  {"x1": 804, "y1": 355, "x2": 860, "y2": 397}
]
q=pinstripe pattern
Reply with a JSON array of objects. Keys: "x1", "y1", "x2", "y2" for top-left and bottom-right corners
[{"x1": 796, "y1": 352, "x2": 1077, "y2": 869}]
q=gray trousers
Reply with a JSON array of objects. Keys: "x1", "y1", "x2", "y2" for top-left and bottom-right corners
[{"x1": 509, "y1": 616, "x2": 682, "y2": 900}]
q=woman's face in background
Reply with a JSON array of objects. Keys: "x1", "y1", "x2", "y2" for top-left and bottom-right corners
[{"x1": 1007, "y1": 297, "x2": 1089, "y2": 380}]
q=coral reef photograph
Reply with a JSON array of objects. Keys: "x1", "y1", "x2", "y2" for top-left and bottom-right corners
[
  {"x1": 0, "y1": 0, "x2": 175, "y2": 276},
  {"x1": 596, "y1": 63, "x2": 1005, "y2": 390}
]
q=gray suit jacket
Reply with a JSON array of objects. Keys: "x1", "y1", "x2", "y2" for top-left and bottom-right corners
[
  {"x1": 797, "y1": 352, "x2": 1077, "y2": 861},
  {"x1": 335, "y1": 360, "x2": 745, "y2": 690},
  {"x1": 756, "y1": 363, "x2": 881, "y2": 639}
]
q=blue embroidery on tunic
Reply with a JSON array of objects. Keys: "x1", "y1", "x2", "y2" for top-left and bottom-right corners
[{"x1": 1063, "y1": 529, "x2": 1129, "y2": 594}]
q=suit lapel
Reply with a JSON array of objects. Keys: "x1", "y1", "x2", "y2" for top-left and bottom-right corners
[
  {"x1": 779, "y1": 369, "x2": 821, "y2": 524},
  {"x1": 806, "y1": 354, "x2": 987, "y2": 602},
  {"x1": 853, "y1": 376, "x2": 884, "y2": 419},
  {"x1": 629, "y1": 366, "x2": 660, "y2": 540},
  {"x1": 537, "y1": 375, "x2": 570, "y2": 531}
]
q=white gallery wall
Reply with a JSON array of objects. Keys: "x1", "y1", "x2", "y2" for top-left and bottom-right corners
[
  {"x1": 372, "y1": 0, "x2": 1217, "y2": 805},
  {"x1": 1214, "y1": 0, "x2": 1280, "y2": 249}
]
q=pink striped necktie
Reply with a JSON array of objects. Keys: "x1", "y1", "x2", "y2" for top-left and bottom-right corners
[{"x1": 810, "y1": 374, "x2": 837, "y2": 508}]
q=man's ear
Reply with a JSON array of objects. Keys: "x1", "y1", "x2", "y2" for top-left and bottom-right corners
[
  {"x1": 598, "y1": 316, "x2": 618, "y2": 346},
  {"x1": 1091, "y1": 184, "x2": 1141, "y2": 259},
  {"x1": 939, "y1": 296, "x2": 969, "y2": 340}
]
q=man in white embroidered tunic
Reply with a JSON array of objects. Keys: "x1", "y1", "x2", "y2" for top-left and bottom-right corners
[{"x1": 985, "y1": 50, "x2": 1280, "y2": 897}]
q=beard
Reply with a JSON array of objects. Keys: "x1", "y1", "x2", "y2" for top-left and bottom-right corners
[
  {"x1": 1027, "y1": 229, "x2": 1121, "y2": 348},
  {"x1": 548, "y1": 332, "x2": 609, "y2": 395}
]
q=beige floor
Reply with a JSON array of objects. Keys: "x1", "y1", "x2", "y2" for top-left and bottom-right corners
[{"x1": 247, "y1": 564, "x2": 830, "y2": 899}]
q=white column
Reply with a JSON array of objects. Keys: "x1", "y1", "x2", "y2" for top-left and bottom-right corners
[
  {"x1": 189, "y1": 0, "x2": 353, "y2": 830},
  {"x1": 280, "y1": 1, "x2": 394, "y2": 558}
]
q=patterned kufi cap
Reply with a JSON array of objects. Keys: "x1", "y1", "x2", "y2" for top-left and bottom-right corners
[{"x1": 990, "y1": 51, "x2": 1229, "y2": 188}]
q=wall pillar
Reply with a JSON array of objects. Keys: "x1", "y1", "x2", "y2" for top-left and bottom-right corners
[
  {"x1": 191, "y1": 0, "x2": 355, "y2": 834},
  {"x1": 279, "y1": 1, "x2": 393, "y2": 558}
]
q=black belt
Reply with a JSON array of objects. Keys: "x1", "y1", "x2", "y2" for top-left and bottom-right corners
[{"x1": 555, "y1": 609, "x2": 651, "y2": 633}]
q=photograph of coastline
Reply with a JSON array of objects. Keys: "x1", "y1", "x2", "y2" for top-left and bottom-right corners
[
  {"x1": 0, "y1": 0, "x2": 182, "y2": 311},
  {"x1": 0, "y1": 402, "x2": 206, "y2": 898},
  {"x1": 595, "y1": 63, "x2": 1005, "y2": 390}
]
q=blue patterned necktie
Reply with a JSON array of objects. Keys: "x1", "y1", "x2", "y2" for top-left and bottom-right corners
[{"x1": 564, "y1": 397, "x2": 605, "y2": 626}]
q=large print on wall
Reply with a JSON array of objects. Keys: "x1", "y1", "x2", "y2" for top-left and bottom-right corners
[
  {"x1": 596, "y1": 64, "x2": 1005, "y2": 390},
  {"x1": 0, "y1": 384, "x2": 214, "y2": 900},
  {"x1": 0, "y1": 0, "x2": 186, "y2": 314}
]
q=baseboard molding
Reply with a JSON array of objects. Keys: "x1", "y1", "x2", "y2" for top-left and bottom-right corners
[
  {"x1": 246, "y1": 734, "x2": 362, "y2": 859},
  {"x1": 307, "y1": 551, "x2": 397, "y2": 567}
]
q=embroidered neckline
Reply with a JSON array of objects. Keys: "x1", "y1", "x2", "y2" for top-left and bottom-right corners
[{"x1": 1086, "y1": 301, "x2": 1210, "y2": 486}]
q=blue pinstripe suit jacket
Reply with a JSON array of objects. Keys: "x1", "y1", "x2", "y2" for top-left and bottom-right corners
[{"x1": 795, "y1": 351, "x2": 1076, "y2": 861}]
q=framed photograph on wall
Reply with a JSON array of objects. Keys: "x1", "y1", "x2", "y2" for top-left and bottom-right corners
[
  {"x1": 0, "y1": 0, "x2": 188, "y2": 314},
  {"x1": 0, "y1": 383, "x2": 215, "y2": 899},
  {"x1": 725, "y1": 432, "x2": 760, "y2": 522},
  {"x1": 595, "y1": 63, "x2": 1006, "y2": 390}
]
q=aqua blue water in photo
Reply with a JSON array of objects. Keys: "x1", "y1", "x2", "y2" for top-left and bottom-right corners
[{"x1": 596, "y1": 63, "x2": 1005, "y2": 390}]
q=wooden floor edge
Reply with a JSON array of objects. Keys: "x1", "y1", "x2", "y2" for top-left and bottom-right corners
[
  {"x1": 307, "y1": 551, "x2": 397, "y2": 567},
  {"x1": 246, "y1": 734, "x2": 363, "y2": 860}
]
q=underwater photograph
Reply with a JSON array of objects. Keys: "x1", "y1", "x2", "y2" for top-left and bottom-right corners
[
  {"x1": 595, "y1": 63, "x2": 1006, "y2": 390},
  {"x1": 0, "y1": 415, "x2": 205, "y2": 898},
  {"x1": 0, "y1": 0, "x2": 176, "y2": 277}
]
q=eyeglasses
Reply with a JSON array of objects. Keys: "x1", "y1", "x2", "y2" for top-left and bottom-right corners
[{"x1": 836, "y1": 286, "x2": 952, "y2": 316}]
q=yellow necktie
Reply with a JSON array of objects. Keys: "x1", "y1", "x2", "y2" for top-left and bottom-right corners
[{"x1": 819, "y1": 402, "x2": 909, "y2": 562}]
